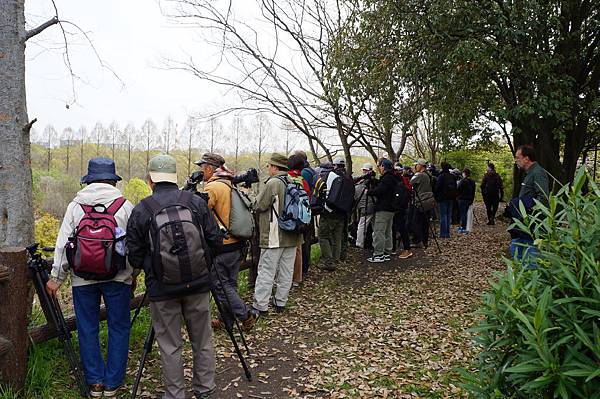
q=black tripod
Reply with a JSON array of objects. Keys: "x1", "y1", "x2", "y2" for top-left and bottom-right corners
[
  {"x1": 412, "y1": 191, "x2": 442, "y2": 253},
  {"x1": 26, "y1": 244, "x2": 90, "y2": 398},
  {"x1": 130, "y1": 260, "x2": 252, "y2": 399}
]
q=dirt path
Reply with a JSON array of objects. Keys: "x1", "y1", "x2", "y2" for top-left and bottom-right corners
[{"x1": 128, "y1": 204, "x2": 509, "y2": 398}]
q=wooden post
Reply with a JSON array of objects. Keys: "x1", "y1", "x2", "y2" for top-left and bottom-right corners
[{"x1": 0, "y1": 247, "x2": 31, "y2": 391}]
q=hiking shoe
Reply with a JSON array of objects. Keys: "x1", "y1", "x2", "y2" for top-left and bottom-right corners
[
  {"x1": 367, "y1": 255, "x2": 386, "y2": 263},
  {"x1": 211, "y1": 318, "x2": 225, "y2": 330},
  {"x1": 103, "y1": 384, "x2": 122, "y2": 397},
  {"x1": 195, "y1": 387, "x2": 216, "y2": 398},
  {"x1": 398, "y1": 250, "x2": 413, "y2": 259},
  {"x1": 242, "y1": 309, "x2": 259, "y2": 332},
  {"x1": 292, "y1": 281, "x2": 300, "y2": 288},
  {"x1": 271, "y1": 299, "x2": 286, "y2": 313},
  {"x1": 89, "y1": 384, "x2": 104, "y2": 398}
]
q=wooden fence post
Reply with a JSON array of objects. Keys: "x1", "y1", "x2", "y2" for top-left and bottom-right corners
[{"x1": 0, "y1": 247, "x2": 32, "y2": 391}]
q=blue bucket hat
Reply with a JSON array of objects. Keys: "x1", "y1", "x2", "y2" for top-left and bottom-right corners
[
  {"x1": 380, "y1": 159, "x2": 393, "y2": 171},
  {"x1": 80, "y1": 157, "x2": 122, "y2": 184}
]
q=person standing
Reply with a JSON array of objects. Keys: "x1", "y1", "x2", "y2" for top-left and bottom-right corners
[
  {"x1": 127, "y1": 155, "x2": 223, "y2": 399},
  {"x1": 195, "y1": 152, "x2": 258, "y2": 331},
  {"x1": 287, "y1": 154, "x2": 311, "y2": 287},
  {"x1": 481, "y1": 163, "x2": 504, "y2": 225},
  {"x1": 457, "y1": 168, "x2": 476, "y2": 233},
  {"x1": 293, "y1": 150, "x2": 316, "y2": 276},
  {"x1": 410, "y1": 159, "x2": 435, "y2": 249},
  {"x1": 434, "y1": 162, "x2": 457, "y2": 238},
  {"x1": 367, "y1": 159, "x2": 397, "y2": 263},
  {"x1": 46, "y1": 157, "x2": 134, "y2": 398},
  {"x1": 252, "y1": 153, "x2": 302, "y2": 313},
  {"x1": 354, "y1": 163, "x2": 376, "y2": 249}
]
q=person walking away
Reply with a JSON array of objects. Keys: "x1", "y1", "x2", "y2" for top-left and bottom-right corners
[
  {"x1": 127, "y1": 155, "x2": 223, "y2": 399},
  {"x1": 410, "y1": 159, "x2": 435, "y2": 248},
  {"x1": 354, "y1": 163, "x2": 376, "y2": 249},
  {"x1": 195, "y1": 152, "x2": 259, "y2": 332},
  {"x1": 434, "y1": 162, "x2": 457, "y2": 238},
  {"x1": 46, "y1": 157, "x2": 134, "y2": 398},
  {"x1": 317, "y1": 158, "x2": 354, "y2": 271},
  {"x1": 252, "y1": 154, "x2": 302, "y2": 313},
  {"x1": 366, "y1": 159, "x2": 397, "y2": 263},
  {"x1": 481, "y1": 163, "x2": 504, "y2": 225},
  {"x1": 288, "y1": 154, "x2": 311, "y2": 287},
  {"x1": 457, "y1": 168, "x2": 476, "y2": 233},
  {"x1": 508, "y1": 145, "x2": 550, "y2": 266}
]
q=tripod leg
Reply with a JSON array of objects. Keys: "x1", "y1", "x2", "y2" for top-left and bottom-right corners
[{"x1": 131, "y1": 326, "x2": 155, "y2": 399}]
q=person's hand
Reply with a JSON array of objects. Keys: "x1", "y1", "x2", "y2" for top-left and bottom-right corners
[{"x1": 46, "y1": 279, "x2": 61, "y2": 298}]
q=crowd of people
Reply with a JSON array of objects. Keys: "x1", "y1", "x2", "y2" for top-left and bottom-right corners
[{"x1": 44, "y1": 144, "x2": 549, "y2": 398}]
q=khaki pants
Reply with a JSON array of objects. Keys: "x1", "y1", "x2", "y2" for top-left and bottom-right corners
[
  {"x1": 372, "y1": 211, "x2": 394, "y2": 256},
  {"x1": 293, "y1": 244, "x2": 303, "y2": 284},
  {"x1": 319, "y1": 213, "x2": 345, "y2": 263},
  {"x1": 149, "y1": 292, "x2": 215, "y2": 399},
  {"x1": 253, "y1": 247, "x2": 296, "y2": 311}
]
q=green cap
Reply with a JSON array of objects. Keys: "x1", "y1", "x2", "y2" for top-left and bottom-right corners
[{"x1": 148, "y1": 154, "x2": 177, "y2": 184}]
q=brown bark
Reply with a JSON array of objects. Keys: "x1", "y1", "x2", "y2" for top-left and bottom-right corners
[{"x1": 0, "y1": 248, "x2": 31, "y2": 390}]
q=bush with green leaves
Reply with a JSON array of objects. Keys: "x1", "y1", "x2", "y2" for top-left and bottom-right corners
[
  {"x1": 123, "y1": 178, "x2": 151, "y2": 205},
  {"x1": 465, "y1": 168, "x2": 600, "y2": 398}
]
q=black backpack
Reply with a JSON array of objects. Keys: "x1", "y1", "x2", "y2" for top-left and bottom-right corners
[
  {"x1": 310, "y1": 177, "x2": 327, "y2": 215},
  {"x1": 141, "y1": 191, "x2": 209, "y2": 287},
  {"x1": 326, "y1": 172, "x2": 355, "y2": 213},
  {"x1": 391, "y1": 179, "x2": 410, "y2": 210}
]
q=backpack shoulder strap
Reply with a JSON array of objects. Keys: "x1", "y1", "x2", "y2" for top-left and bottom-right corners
[
  {"x1": 106, "y1": 197, "x2": 126, "y2": 215},
  {"x1": 80, "y1": 204, "x2": 94, "y2": 214},
  {"x1": 140, "y1": 195, "x2": 163, "y2": 216}
]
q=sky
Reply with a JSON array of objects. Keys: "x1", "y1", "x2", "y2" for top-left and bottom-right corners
[{"x1": 24, "y1": 0, "x2": 239, "y2": 137}]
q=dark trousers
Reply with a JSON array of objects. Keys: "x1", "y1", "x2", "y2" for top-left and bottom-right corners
[
  {"x1": 393, "y1": 210, "x2": 411, "y2": 251},
  {"x1": 301, "y1": 224, "x2": 312, "y2": 274},
  {"x1": 458, "y1": 199, "x2": 471, "y2": 229},
  {"x1": 212, "y1": 249, "x2": 247, "y2": 326},
  {"x1": 413, "y1": 209, "x2": 430, "y2": 246},
  {"x1": 484, "y1": 195, "x2": 500, "y2": 222}
]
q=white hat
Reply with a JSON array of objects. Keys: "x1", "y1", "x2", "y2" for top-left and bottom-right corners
[{"x1": 361, "y1": 162, "x2": 373, "y2": 171}]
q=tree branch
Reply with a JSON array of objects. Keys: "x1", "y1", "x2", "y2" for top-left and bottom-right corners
[{"x1": 24, "y1": 16, "x2": 59, "y2": 42}]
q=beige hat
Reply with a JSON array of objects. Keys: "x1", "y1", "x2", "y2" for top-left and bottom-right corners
[
  {"x1": 148, "y1": 154, "x2": 178, "y2": 184},
  {"x1": 415, "y1": 158, "x2": 427, "y2": 166}
]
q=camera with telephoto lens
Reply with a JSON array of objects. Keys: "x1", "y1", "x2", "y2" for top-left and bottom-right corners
[
  {"x1": 183, "y1": 170, "x2": 209, "y2": 202},
  {"x1": 232, "y1": 168, "x2": 259, "y2": 188},
  {"x1": 355, "y1": 170, "x2": 376, "y2": 188}
]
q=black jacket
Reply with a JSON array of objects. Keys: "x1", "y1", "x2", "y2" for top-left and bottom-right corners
[
  {"x1": 127, "y1": 183, "x2": 223, "y2": 302},
  {"x1": 368, "y1": 170, "x2": 397, "y2": 212},
  {"x1": 481, "y1": 172, "x2": 504, "y2": 200},
  {"x1": 457, "y1": 178, "x2": 476, "y2": 203},
  {"x1": 434, "y1": 171, "x2": 458, "y2": 202}
]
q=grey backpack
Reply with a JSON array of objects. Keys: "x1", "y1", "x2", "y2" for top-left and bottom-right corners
[
  {"x1": 214, "y1": 181, "x2": 255, "y2": 240},
  {"x1": 141, "y1": 190, "x2": 208, "y2": 286}
]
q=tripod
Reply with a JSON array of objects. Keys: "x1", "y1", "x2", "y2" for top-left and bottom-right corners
[
  {"x1": 412, "y1": 191, "x2": 442, "y2": 254},
  {"x1": 26, "y1": 244, "x2": 90, "y2": 398},
  {"x1": 130, "y1": 260, "x2": 252, "y2": 399}
]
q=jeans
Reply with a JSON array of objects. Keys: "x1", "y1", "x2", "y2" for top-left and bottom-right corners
[
  {"x1": 458, "y1": 200, "x2": 471, "y2": 230},
  {"x1": 72, "y1": 281, "x2": 131, "y2": 388},
  {"x1": 510, "y1": 238, "x2": 538, "y2": 269},
  {"x1": 438, "y1": 200, "x2": 453, "y2": 238}
]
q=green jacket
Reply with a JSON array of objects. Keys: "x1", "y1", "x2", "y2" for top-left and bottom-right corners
[
  {"x1": 254, "y1": 171, "x2": 301, "y2": 248},
  {"x1": 519, "y1": 162, "x2": 549, "y2": 205}
]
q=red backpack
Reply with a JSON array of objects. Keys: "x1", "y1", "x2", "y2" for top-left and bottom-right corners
[{"x1": 66, "y1": 197, "x2": 126, "y2": 280}]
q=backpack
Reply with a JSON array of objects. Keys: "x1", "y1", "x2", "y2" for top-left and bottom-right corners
[
  {"x1": 65, "y1": 197, "x2": 126, "y2": 281},
  {"x1": 141, "y1": 191, "x2": 209, "y2": 286},
  {"x1": 213, "y1": 181, "x2": 255, "y2": 240},
  {"x1": 302, "y1": 166, "x2": 319, "y2": 191},
  {"x1": 391, "y1": 178, "x2": 410, "y2": 210},
  {"x1": 273, "y1": 176, "x2": 312, "y2": 233},
  {"x1": 310, "y1": 177, "x2": 327, "y2": 215},
  {"x1": 326, "y1": 172, "x2": 355, "y2": 213}
]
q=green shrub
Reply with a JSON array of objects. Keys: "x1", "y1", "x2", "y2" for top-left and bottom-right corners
[
  {"x1": 123, "y1": 178, "x2": 151, "y2": 205},
  {"x1": 466, "y1": 168, "x2": 600, "y2": 398},
  {"x1": 34, "y1": 213, "x2": 60, "y2": 250}
]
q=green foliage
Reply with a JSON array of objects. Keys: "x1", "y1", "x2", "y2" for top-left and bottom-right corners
[
  {"x1": 123, "y1": 178, "x2": 151, "y2": 205},
  {"x1": 34, "y1": 213, "x2": 60, "y2": 250},
  {"x1": 466, "y1": 168, "x2": 600, "y2": 398}
]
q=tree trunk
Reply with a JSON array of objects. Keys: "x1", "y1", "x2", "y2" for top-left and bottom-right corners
[{"x1": 0, "y1": 1, "x2": 35, "y2": 247}]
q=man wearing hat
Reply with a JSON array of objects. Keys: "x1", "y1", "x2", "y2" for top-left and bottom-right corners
[
  {"x1": 46, "y1": 157, "x2": 134, "y2": 397},
  {"x1": 195, "y1": 153, "x2": 259, "y2": 331},
  {"x1": 410, "y1": 158, "x2": 435, "y2": 248},
  {"x1": 127, "y1": 155, "x2": 223, "y2": 399},
  {"x1": 252, "y1": 153, "x2": 302, "y2": 314}
]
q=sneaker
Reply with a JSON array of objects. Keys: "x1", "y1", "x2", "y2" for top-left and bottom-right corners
[
  {"x1": 89, "y1": 384, "x2": 104, "y2": 398},
  {"x1": 382, "y1": 254, "x2": 391, "y2": 261},
  {"x1": 211, "y1": 319, "x2": 225, "y2": 330},
  {"x1": 271, "y1": 299, "x2": 285, "y2": 313},
  {"x1": 103, "y1": 385, "x2": 122, "y2": 397},
  {"x1": 457, "y1": 227, "x2": 464, "y2": 233},
  {"x1": 292, "y1": 281, "x2": 300, "y2": 288},
  {"x1": 398, "y1": 250, "x2": 413, "y2": 259},
  {"x1": 195, "y1": 387, "x2": 216, "y2": 399},
  {"x1": 367, "y1": 255, "x2": 386, "y2": 263},
  {"x1": 242, "y1": 309, "x2": 259, "y2": 332}
]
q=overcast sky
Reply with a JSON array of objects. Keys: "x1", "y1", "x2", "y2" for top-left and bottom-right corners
[{"x1": 25, "y1": 0, "x2": 234, "y2": 135}]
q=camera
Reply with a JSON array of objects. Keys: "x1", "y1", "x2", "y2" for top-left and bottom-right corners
[
  {"x1": 183, "y1": 170, "x2": 204, "y2": 193},
  {"x1": 233, "y1": 168, "x2": 259, "y2": 188}
]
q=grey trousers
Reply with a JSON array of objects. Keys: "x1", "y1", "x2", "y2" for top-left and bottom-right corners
[
  {"x1": 253, "y1": 247, "x2": 296, "y2": 311},
  {"x1": 212, "y1": 250, "x2": 248, "y2": 325},
  {"x1": 149, "y1": 292, "x2": 216, "y2": 399},
  {"x1": 372, "y1": 211, "x2": 394, "y2": 256}
]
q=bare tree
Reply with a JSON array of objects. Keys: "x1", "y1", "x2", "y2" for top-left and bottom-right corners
[
  {"x1": 109, "y1": 121, "x2": 120, "y2": 160},
  {"x1": 252, "y1": 114, "x2": 271, "y2": 167},
  {"x1": 183, "y1": 117, "x2": 198, "y2": 176},
  {"x1": 77, "y1": 126, "x2": 87, "y2": 176},
  {"x1": 163, "y1": 116, "x2": 176, "y2": 154},
  {"x1": 141, "y1": 119, "x2": 158, "y2": 169},
  {"x1": 62, "y1": 126, "x2": 75, "y2": 174},
  {"x1": 91, "y1": 121, "x2": 105, "y2": 156},
  {"x1": 43, "y1": 124, "x2": 57, "y2": 172},
  {"x1": 122, "y1": 123, "x2": 136, "y2": 180}
]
